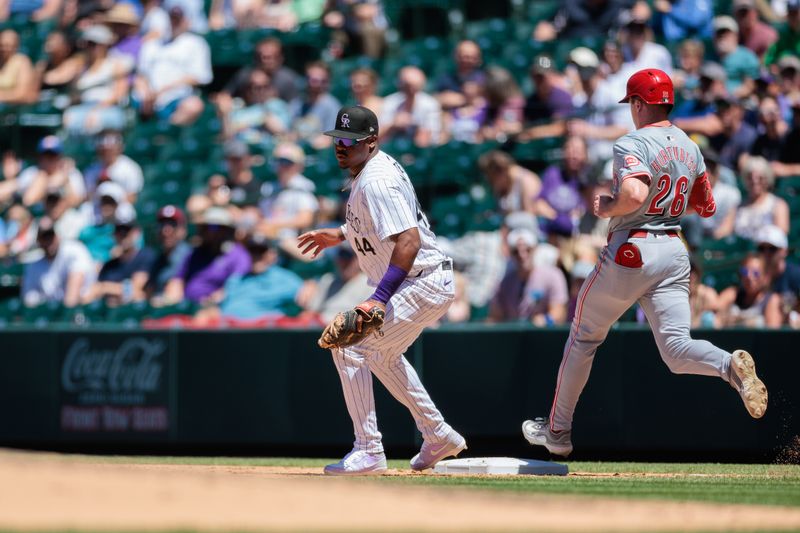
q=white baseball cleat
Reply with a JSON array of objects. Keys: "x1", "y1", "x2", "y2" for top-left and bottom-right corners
[
  {"x1": 522, "y1": 417, "x2": 573, "y2": 457},
  {"x1": 324, "y1": 449, "x2": 388, "y2": 476},
  {"x1": 410, "y1": 431, "x2": 467, "y2": 471},
  {"x1": 729, "y1": 350, "x2": 768, "y2": 419}
]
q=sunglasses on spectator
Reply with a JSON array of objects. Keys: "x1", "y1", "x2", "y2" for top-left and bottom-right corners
[
  {"x1": 114, "y1": 225, "x2": 134, "y2": 234},
  {"x1": 740, "y1": 267, "x2": 762, "y2": 278},
  {"x1": 274, "y1": 157, "x2": 296, "y2": 166},
  {"x1": 757, "y1": 244, "x2": 780, "y2": 253},
  {"x1": 333, "y1": 137, "x2": 369, "y2": 147},
  {"x1": 158, "y1": 219, "x2": 179, "y2": 228}
]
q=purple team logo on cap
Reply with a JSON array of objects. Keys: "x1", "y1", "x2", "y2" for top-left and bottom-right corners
[{"x1": 340, "y1": 113, "x2": 350, "y2": 128}]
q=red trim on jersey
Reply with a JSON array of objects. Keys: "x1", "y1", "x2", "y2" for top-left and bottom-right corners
[
  {"x1": 621, "y1": 171, "x2": 652, "y2": 186},
  {"x1": 549, "y1": 249, "x2": 605, "y2": 432},
  {"x1": 642, "y1": 120, "x2": 672, "y2": 128}
]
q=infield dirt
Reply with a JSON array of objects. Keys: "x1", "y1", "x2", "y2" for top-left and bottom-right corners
[{"x1": 0, "y1": 449, "x2": 799, "y2": 532}]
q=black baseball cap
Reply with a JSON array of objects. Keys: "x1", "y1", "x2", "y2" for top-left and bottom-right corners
[{"x1": 324, "y1": 105, "x2": 379, "y2": 140}]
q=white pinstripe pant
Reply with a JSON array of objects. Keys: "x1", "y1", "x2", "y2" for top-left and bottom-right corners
[{"x1": 331, "y1": 266, "x2": 456, "y2": 454}]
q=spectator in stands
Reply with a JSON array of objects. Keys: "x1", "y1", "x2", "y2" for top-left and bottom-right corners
[
  {"x1": 84, "y1": 204, "x2": 157, "y2": 305},
  {"x1": 564, "y1": 47, "x2": 599, "y2": 110},
  {"x1": 187, "y1": 173, "x2": 233, "y2": 223},
  {"x1": 322, "y1": 0, "x2": 388, "y2": 58},
  {"x1": 0, "y1": 29, "x2": 37, "y2": 105},
  {"x1": 536, "y1": 136, "x2": 593, "y2": 238},
  {"x1": 141, "y1": 0, "x2": 171, "y2": 42},
  {"x1": 194, "y1": 230, "x2": 302, "y2": 324},
  {"x1": 621, "y1": 17, "x2": 673, "y2": 74},
  {"x1": 772, "y1": 92, "x2": 800, "y2": 176},
  {"x1": 566, "y1": 260, "x2": 593, "y2": 322},
  {"x1": 1, "y1": 204, "x2": 37, "y2": 260},
  {"x1": 718, "y1": 253, "x2": 783, "y2": 327},
  {"x1": 296, "y1": 245, "x2": 370, "y2": 322},
  {"x1": 349, "y1": 67, "x2": 382, "y2": 117},
  {"x1": 479, "y1": 150, "x2": 542, "y2": 218},
  {"x1": 162, "y1": 206, "x2": 251, "y2": 305},
  {"x1": 489, "y1": 228, "x2": 568, "y2": 325},
  {"x1": 222, "y1": 38, "x2": 299, "y2": 103},
  {"x1": 567, "y1": 40, "x2": 635, "y2": 165},
  {"x1": 289, "y1": 61, "x2": 340, "y2": 148},
  {"x1": 673, "y1": 39, "x2": 705, "y2": 97},
  {"x1": 748, "y1": 96, "x2": 791, "y2": 162},
  {"x1": 709, "y1": 97, "x2": 757, "y2": 170},
  {"x1": 1, "y1": 0, "x2": 61, "y2": 21},
  {"x1": 63, "y1": 25, "x2": 130, "y2": 136},
  {"x1": 711, "y1": 16, "x2": 760, "y2": 97},
  {"x1": 22, "y1": 217, "x2": 95, "y2": 308},
  {"x1": 482, "y1": 66, "x2": 525, "y2": 141},
  {"x1": 733, "y1": 0, "x2": 778, "y2": 59},
  {"x1": 689, "y1": 261, "x2": 720, "y2": 328},
  {"x1": 380, "y1": 66, "x2": 442, "y2": 147},
  {"x1": 765, "y1": 0, "x2": 799, "y2": 69},
  {"x1": 16, "y1": 136, "x2": 86, "y2": 210},
  {"x1": 105, "y1": 3, "x2": 143, "y2": 68},
  {"x1": 219, "y1": 68, "x2": 290, "y2": 148},
  {"x1": 673, "y1": 62, "x2": 729, "y2": 120},
  {"x1": 441, "y1": 75, "x2": 487, "y2": 144},
  {"x1": 83, "y1": 130, "x2": 144, "y2": 203},
  {"x1": 134, "y1": 6, "x2": 212, "y2": 125},
  {"x1": 756, "y1": 224, "x2": 800, "y2": 303},
  {"x1": 35, "y1": 30, "x2": 84, "y2": 104},
  {"x1": 145, "y1": 205, "x2": 192, "y2": 299},
  {"x1": 778, "y1": 55, "x2": 800, "y2": 96},
  {"x1": 186, "y1": 141, "x2": 261, "y2": 221},
  {"x1": 79, "y1": 180, "x2": 129, "y2": 264},
  {"x1": 436, "y1": 40, "x2": 485, "y2": 111},
  {"x1": 163, "y1": 0, "x2": 208, "y2": 34},
  {"x1": 534, "y1": 0, "x2": 632, "y2": 41},
  {"x1": 258, "y1": 142, "x2": 318, "y2": 241},
  {"x1": 653, "y1": 0, "x2": 713, "y2": 41},
  {"x1": 43, "y1": 185, "x2": 90, "y2": 241},
  {"x1": 735, "y1": 155, "x2": 790, "y2": 239},
  {"x1": 438, "y1": 224, "x2": 506, "y2": 314},
  {"x1": 524, "y1": 55, "x2": 574, "y2": 125},
  {"x1": 681, "y1": 146, "x2": 740, "y2": 247}
]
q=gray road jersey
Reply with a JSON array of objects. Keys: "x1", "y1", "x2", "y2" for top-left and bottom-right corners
[{"x1": 607, "y1": 123, "x2": 706, "y2": 233}]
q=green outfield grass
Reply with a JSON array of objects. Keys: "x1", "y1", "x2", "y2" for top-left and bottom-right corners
[{"x1": 73, "y1": 455, "x2": 800, "y2": 508}]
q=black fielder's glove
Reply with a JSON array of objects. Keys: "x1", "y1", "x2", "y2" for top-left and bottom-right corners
[{"x1": 318, "y1": 302, "x2": 385, "y2": 349}]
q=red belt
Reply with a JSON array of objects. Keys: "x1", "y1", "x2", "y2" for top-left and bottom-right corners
[
  {"x1": 608, "y1": 229, "x2": 679, "y2": 243},
  {"x1": 628, "y1": 229, "x2": 679, "y2": 239}
]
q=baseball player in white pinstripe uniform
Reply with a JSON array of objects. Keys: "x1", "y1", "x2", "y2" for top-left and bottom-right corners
[
  {"x1": 298, "y1": 105, "x2": 466, "y2": 475},
  {"x1": 522, "y1": 69, "x2": 769, "y2": 457}
]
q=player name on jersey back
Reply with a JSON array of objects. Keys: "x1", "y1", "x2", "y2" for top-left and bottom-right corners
[
  {"x1": 342, "y1": 151, "x2": 447, "y2": 285},
  {"x1": 609, "y1": 124, "x2": 706, "y2": 233}
]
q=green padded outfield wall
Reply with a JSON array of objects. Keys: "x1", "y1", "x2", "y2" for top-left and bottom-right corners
[{"x1": 0, "y1": 325, "x2": 797, "y2": 461}]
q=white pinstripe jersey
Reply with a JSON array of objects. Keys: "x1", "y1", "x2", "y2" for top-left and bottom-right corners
[
  {"x1": 341, "y1": 151, "x2": 447, "y2": 285},
  {"x1": 608, "y1": 122, "x2": 706, "y2": 233}
]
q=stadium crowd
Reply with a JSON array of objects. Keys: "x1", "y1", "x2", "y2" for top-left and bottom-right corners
[{"x1": 0, "y1": 0, "x2": 797, "y2": 328}]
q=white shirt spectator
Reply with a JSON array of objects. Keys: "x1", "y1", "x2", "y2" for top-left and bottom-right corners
[
  {"x1": 626, "y1": 42, "x2": 673, "y2": 75},
  {"x1": 137, "y1": 32, "x2": 212, "y2": 109},
  {"x1": 163, "y1": 0, "x2": 208, "y2": 33},
  {"x1": 587, "y1": 64, "x2": 637, "y2": 163},
  {"x1": 22, "y1": 240, "x2": 96, "y2": 306},
  {"x1": 85, "y1": 154, "x2": 144, "y2": 196},
  {"x1": 380, "y1": 91, "x2": 443, "y2": 145},
  {"x1": 260, "y1": 174, "x2": 319, "y2": 239},
  {"x1": 16, "y1": 165, "x2": 86, "y2": 199},
  {"x1": 142, "y1": 6, "x2": 171, "y2": 41}
]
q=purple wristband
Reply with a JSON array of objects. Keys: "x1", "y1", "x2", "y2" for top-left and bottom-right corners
[{"x1": 370, "y1": 264, "x2": 408, "y2": 304}]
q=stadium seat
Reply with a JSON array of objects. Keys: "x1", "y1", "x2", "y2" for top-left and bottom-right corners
[{"x1": 105, "y1": 301, "x2": 149, "y2": 327}]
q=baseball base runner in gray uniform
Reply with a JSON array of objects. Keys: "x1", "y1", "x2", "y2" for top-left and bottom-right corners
[
  {"x1": 298, "y1": 106, "x2": 466, "y2": 475},
  {"x1": 522, "y1": 69, "x2": 769, "y2": 457}
]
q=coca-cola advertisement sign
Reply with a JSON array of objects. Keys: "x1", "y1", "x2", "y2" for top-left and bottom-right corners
[{"x1": 59, "y1": 335, "x2": 171, "y2": 435}]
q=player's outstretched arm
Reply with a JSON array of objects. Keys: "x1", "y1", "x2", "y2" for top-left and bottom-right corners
[
  {"x1": 297, "y1": 227, "x2": 345, "y2": 259},
  {"x1": 594, "y1": 177, "x2": 649, "y2": 218}
]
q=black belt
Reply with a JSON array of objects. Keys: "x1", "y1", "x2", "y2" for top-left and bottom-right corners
[{"x1": 413, "y1": 259, "x2": 453, "y2": 278}]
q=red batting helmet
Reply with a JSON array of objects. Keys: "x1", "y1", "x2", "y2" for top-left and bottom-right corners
[{"x1": 618, "y1": 68, "x2": 674, "y2": 105}]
